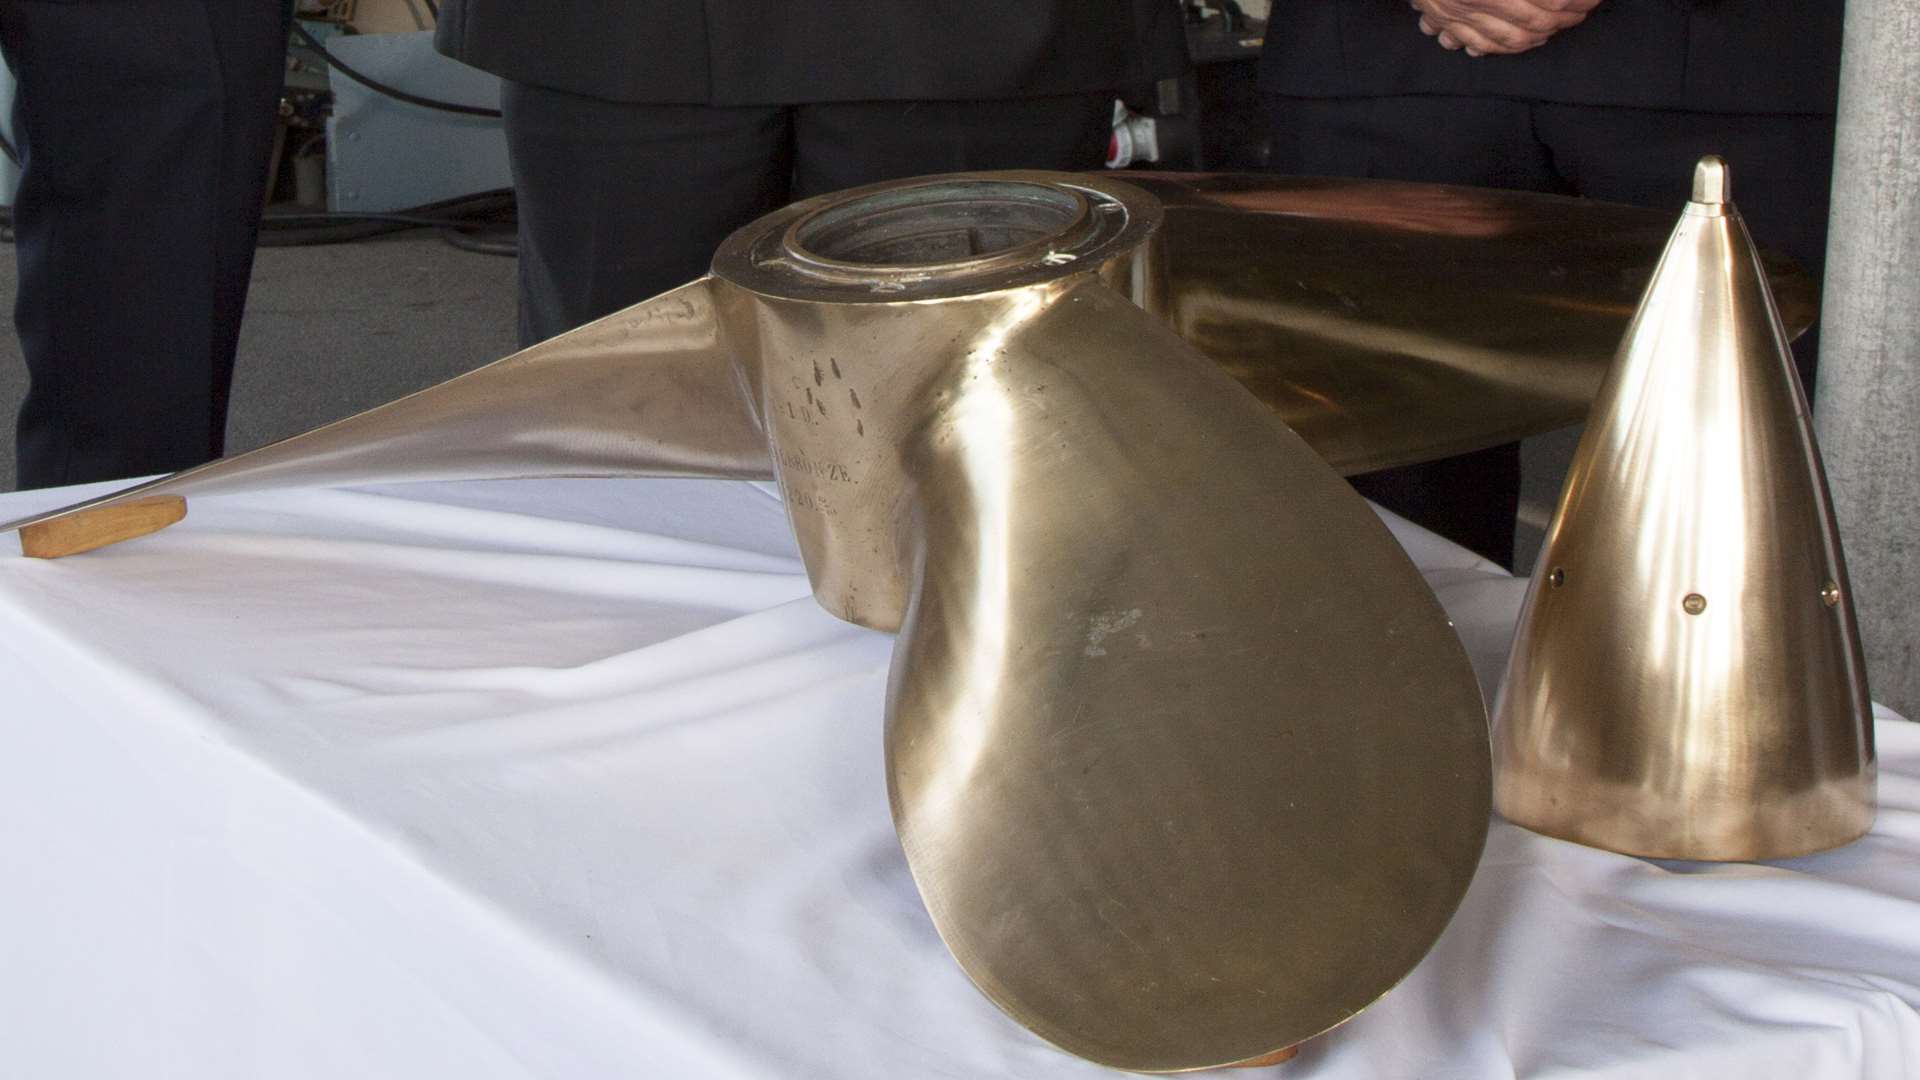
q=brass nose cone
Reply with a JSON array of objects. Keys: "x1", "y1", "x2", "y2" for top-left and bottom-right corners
[{"x1": 1492, "y1": 158, "x2": 1876, "y2": 861}]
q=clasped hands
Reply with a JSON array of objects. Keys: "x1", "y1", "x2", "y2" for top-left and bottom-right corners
[{"x1": 1411, "y1": 0, "x2": 1603, "y2": 57}]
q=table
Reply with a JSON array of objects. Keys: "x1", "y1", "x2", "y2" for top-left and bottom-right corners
[{"x1": 3, "y1": 476, "x2": 1915, "y2": 1078}]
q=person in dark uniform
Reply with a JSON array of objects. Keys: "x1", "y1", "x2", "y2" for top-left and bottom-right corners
[
  {"x1": 1260, "y1": 0, "x2": 1844, "y2": 566},
  {"x1": 435, "y1": 1, "x2": 1189, "y2": 346},
  {"x1": 0, "y1": 1, "x2": 290, "y2": 490}
]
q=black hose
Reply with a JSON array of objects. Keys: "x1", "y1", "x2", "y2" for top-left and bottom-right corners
[
  {"x1": 291, "y1": 21, "x2": 500, "y2": 118},
  {"x1": 257, "y1": 188, "x2": 518, "y2": 255}
]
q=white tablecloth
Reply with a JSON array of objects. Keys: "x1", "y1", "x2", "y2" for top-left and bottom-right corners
[{"x1": 2, "y1": 477, "x2": 1915, "y2": 1079}]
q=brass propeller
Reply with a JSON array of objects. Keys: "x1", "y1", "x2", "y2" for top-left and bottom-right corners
[{"x1": 0, "y1": 172, "x2": 1815, "y2": 1069}]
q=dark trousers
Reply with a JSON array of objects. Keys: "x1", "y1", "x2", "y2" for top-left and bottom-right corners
[
  {"x1": 0, "y1": 0, "x2": 287, "y2": 489},
  {"x1": 1265, "y1": 93, "x2": 1838, "y2": 566},
  {"x1": 501, "y1": 86, "x2": 1114, "y2": 346}
]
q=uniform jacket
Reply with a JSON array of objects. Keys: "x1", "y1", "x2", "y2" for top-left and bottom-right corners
[
  {"x1": 1260, "y1": 0, "x2": 1844, "y2": 115},
  {"x1": 435, "y1": 0, "x2": 1190, "y2": 105}
]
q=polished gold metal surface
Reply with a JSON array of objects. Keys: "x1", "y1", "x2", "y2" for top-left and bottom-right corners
[
  {"x1": 1493, "y1": 158, "x2": 1875, "y2": 861},
  {"x1": 1124, "y1": 171, "x2": 1819, "y2": 475},
  {"x1": 0, "y1": 172, "x2": 1497, "y2": 1071}
]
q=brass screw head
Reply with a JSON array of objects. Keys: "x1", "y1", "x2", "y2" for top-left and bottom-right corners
[
  {"x1": 1548, "y1": 567, "x2": 1566, "y2": 588},
  {"x1": 1682, "y1": 593, "x2": 1708, "y2": 616},
  {"x1": 1822, "y1": 581, "x2": 1842, "y2": 608}
]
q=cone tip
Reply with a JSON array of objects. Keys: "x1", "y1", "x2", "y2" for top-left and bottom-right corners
[{"x1": 1691, "y1": 156, "x2": 1730, "y2": 206}]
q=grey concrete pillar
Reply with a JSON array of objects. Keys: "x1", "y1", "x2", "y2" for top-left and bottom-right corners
[{"x1": 1817, "y1": 0, "x2": 1920, "y2": 717}]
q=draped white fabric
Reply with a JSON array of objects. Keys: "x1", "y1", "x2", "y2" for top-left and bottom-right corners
[{"x1": 2, "y1": 477, "x2": 1914, "y2": 1079}]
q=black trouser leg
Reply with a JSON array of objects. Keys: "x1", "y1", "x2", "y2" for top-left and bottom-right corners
[
  {"x1": 500, "y1": 88, "x2": 792, "y2": 347},
  {"x1": 0, "y1": 0, "x2": 287, "y2": 488},
  {"x1": 500, "y1": 88, "x2": 1114, "y2": 348},
  {"x1": 790, "y1": 94, "x2": 1113, "y2": 197}
]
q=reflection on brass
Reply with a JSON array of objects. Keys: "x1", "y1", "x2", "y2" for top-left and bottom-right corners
[
  {"x1": 18, "y1": 496, "x2": 186, "y2": 558},
  {"x1": 1494, "y1": 158, "x2": 1874, "y2": 862},
  {"x1": 0, "y1": 173, "x2": 1504, "y2": 1072},
  {"x1": 1118, "y1": 172, "x2": 1818, "y2": 475}
]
